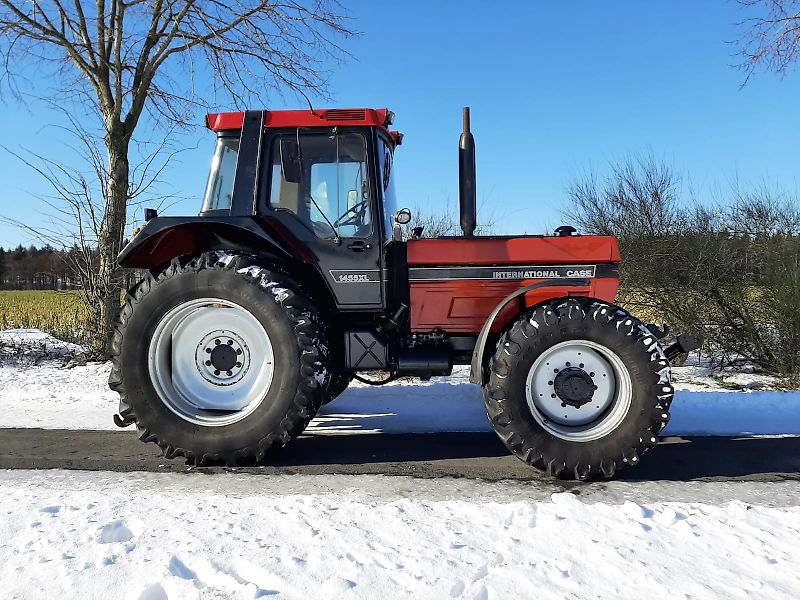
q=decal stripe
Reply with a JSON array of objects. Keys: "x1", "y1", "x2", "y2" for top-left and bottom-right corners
[{"x1": 408, "y1": 264, "x2": 618, "y2": 281}]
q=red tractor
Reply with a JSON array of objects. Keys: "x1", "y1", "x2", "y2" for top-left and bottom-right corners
[{"x1": 111, "y1": 107, "x2": 695, "y2": 479}]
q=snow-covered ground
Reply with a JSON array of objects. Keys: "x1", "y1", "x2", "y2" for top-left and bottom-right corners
[
  {"x1": 2, "y1": 331, "x2": 800, "y2": 599},
  {"x1": 1, "y1": 330, "x2": 799, "y2": 435},
  {"x1": 1, "y1": 469, "x2": 799, "y2": 600}
]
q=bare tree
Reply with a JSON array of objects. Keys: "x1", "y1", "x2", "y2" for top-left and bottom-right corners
[
  {"x1": 402, "y1": 198, "x2": 497, "y2": 239},
  {"x1": 1, "y1": 114, "x2": 185, "y2": 347},
  {"x1": 735, "y1": 0, "x2": 800, "y2": 81},
  {"x1": 0, "y1": 1, "x2": 354, "y2": 351},
  {"x1": 564, "y1": 154, "x2": 682, "y2": 240}
]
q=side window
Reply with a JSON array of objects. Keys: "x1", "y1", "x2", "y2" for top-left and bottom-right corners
[
  {"x1": 202, "y1": 137, "x2": 239, "y2": 212},
  {"x1": 269, "y1": 133, "x2": 371, "y2": 239},
  {"x1": 378, "y1": 138, "x2": 398, "y2": 236}
]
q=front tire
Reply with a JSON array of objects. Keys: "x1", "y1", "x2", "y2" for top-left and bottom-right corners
[
  {"x1": 109, "y1": 253, "x2": 330, "y2": 465},
  {"x1": 483, "y1": 299, "x2": 673, "y2": 480}
]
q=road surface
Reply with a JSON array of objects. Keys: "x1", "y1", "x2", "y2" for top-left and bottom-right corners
[{"x1": 1, "y1": 428, "x2": 799, "y2": 483}]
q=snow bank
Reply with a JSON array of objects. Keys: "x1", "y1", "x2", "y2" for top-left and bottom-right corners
[
  {"x1": 0, "y1": 328, "x2": 87, "y2": 363},
  {"x1": 1, "y1": 470, "x2": 798, "y2": 599},
  {"x1": 0, "y1": 361, "x2": 117, "y2": 430},
  {"x1": 1, "y1": 360, "x2": 800, "y2": 436}
]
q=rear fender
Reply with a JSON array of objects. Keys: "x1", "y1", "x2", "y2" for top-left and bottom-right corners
[
  {"x1": 118, "y1": 216, "x2": 293, "y2": 270},
  {"x1": 468, "y1": 278, "x2": 590, "y2": 385}
]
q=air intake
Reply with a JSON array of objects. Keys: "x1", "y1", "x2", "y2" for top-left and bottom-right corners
[{"x1": 322, "y1": 109, "x2": 367, "y2": 121}]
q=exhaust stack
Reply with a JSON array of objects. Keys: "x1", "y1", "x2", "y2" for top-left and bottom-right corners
[{"x1": 458, "y1": 107, "x2": 477, "y2": 237}]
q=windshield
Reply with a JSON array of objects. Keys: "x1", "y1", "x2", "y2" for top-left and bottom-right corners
[
  {"x1": 269, "y1": 132, "x2": 371, "y2": 238},
  {"x1": 202, "y1": 137, "x2": 239, "y2": 212}
]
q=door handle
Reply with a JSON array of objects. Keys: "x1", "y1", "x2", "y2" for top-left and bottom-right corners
[{"x1": 347, "y1": 241, "x2": 371, "y2": 251}]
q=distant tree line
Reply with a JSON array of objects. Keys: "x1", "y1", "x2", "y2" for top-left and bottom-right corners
[{"x1": 0, "y1": 245, "x2": 90, "y2": 291}]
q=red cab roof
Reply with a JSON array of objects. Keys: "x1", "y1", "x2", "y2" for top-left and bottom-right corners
[{"x1": 205, "y1": 108, "x2": 403, "y2": 145}]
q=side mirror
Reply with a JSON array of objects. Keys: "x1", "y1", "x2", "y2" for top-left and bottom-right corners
[
  {"x1": 392, "y1": 208, "x2": 412, "y2": 241},
  {"x1": 394, "y1": 208, "x2": 412, "y2": 225},
  {"x1": 279, "y1": 138, "x2": 302, "y2": 184}
]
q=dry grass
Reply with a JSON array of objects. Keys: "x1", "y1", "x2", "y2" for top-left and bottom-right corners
[{"x1": 0, "y1": 291, "x2": 92, "y2": 344}]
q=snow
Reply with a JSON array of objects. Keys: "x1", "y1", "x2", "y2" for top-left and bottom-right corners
[
  {"x1": 671, "y1": 352, "x2": 782, "y2": 392},
  {"x1": 0, "y1": 360, "x2": 118, "y2": 430},
  {"x1": 2, "y1": 338, "x2": 798, "y2": 600},
  {"x1": 0, "y1": 328, "x2": 87, "y2": 362},
  {"x1": 1, "y1": 469, "x2": 798, "y2": 599}
]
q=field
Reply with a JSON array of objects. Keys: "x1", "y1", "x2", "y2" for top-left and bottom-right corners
[{"x1": 0, "y1": 290, "x2": 92, "y2": 343}]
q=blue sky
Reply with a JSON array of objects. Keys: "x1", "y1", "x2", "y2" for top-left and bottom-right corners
[{"x1": 1, "y1": 0, "x2": 798, "y2": 247}]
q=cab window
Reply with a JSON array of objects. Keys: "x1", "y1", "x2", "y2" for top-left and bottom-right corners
[
  {"x1": 269, "y1": 132, "x2": 371, "y2": 238},
  {"x1": 202, "y1": 137, "x2": 239, "y2": 212},
  {"x1": 377, "y1": 137, "x2": 398, "y2": 236}
]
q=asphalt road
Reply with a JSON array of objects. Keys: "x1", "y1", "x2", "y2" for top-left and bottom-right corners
[{"x1": 1, "y1": 428, "x2": 799, "y2": 483}]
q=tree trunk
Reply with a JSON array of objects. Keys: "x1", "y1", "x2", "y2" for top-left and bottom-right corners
[{"x1": 96, "y1": 131, "x2": 130, "y2": 355}]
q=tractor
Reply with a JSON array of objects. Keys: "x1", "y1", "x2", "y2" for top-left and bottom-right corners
[{"x1": 110, "y1": 107, "x2": 696, "y2": 479}]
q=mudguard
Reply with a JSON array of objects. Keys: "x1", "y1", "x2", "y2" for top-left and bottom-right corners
[
  {"x1": 118, "y1": 216, "x2": 294, "y2": 270},
  {"x1": 468, "y1": 278, "x2": 590, "y2": 384}
]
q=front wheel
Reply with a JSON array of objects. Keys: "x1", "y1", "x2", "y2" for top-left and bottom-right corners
[{"x1": 483, "y1": 299, "x2": 673, "y2": 480}]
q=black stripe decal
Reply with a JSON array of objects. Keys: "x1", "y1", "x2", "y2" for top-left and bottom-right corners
[{"x1": 408, "y1": 264, "x2": 618, "y2": 281}]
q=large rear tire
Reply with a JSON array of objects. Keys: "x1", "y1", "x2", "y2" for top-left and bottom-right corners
[
  {"x1": 109, "y1": 253, "x2": 330, "y2": 465},
  {"x1": 322, "y1": 372, "x2": 352, "y2": 405},
  {"x1": 483, "y1": 299, "x2": 672, "y2": 480}
]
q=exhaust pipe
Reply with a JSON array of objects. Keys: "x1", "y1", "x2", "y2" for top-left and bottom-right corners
[{"x1": 459, "y1": 107, "x2": 477, "y2": 237}]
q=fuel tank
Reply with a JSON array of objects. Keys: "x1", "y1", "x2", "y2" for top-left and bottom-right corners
[{"x1": 406, "y1": 235, "x2": 620, "y2": 333}]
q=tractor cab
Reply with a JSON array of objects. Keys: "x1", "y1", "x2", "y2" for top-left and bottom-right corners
[{"x1": 121, "y1": 108, "x2": 402, "y2": 310}]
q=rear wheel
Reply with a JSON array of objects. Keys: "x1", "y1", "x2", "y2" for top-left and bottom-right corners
[
  {"x1": 483, "y1": 299, "x2": 672, "y2": 480},
  {"x1": 322, "y1": 372, "x2": 352, "y2": 405},
  {"x1": 109, "y1": 253, "x2": 330, "y2": 465}
]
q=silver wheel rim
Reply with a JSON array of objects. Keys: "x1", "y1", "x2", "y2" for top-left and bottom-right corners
[
  {"x1": 525, "y1": 340, "x2": 632, "y2": 442},
  {"x1": 148, "y1": 298, "x2": 275, "y2": 426}
]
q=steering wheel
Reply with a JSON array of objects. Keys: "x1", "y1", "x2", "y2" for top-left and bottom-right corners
[{"x1": 333, "y1": 200, "x2": 368, "y2": 228}]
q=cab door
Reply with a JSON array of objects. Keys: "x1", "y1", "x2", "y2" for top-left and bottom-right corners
[{"x1": 263, "y1": 128, "x2": 384, "y2": 309}]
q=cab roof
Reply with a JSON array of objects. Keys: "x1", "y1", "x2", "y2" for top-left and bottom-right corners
[{"x1": 205, "y1": 108, "x2": 403, "y2": 145}]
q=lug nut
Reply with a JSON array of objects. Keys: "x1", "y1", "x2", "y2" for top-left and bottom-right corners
[
  {"x1": 579, "y1": 363, "x2": 584, "y2": 368},
  {"x1": 205, "y1": 361, "x2": 212, "y2": 366},
  {"x1": 227, "y1": 340, "x2": 233, "y2": 345},
  {"x1": 566, "y1": 361, "x2": 571, "y2": 367},
  {"x1": 205, "y1": 348, "x2": 211, "y2": 354},
  {"x1": 236, "y1": 349, "x2": 242, "y2": 355},
  {"x1": 551, "y1": 393, "x2": 556, "y2": 398},
  {"x1": 226, "y1": 370, "x2": 233, "y2": 376},
  {"x1": 548, "y1": 380, "x2": 553, "y2": 385},
  {"x1": 215, "y1": 339, "x2": 220, "y2": 345},
  {"x1": 235, "y1": 362, "x2": 242, "y2": 368},
  {"x1": 590, "y1": 372, "x2": 595, "y2": 377},
  {"x1": 554, "y1": 368, "x2": 559, "y2": 373},
  {"x1": 214, "y1": 370, "x2": 220, "y2": 376}
]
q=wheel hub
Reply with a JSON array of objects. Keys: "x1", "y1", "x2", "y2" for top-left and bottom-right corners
[
  {"x1": 195, "y1": 330, "x2": 249, "y2": 385},
  {"x1": 553, "y1": 367, "x2": 597, "y2": 408},
  {"x1": 210, "y1": 343, "x2": 238, "y2": 372}
]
